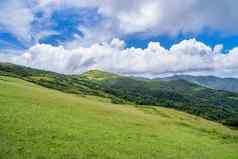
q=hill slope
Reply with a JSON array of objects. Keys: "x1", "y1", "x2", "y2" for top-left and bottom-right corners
[
  {"x1": 161, "y1": 75, "x2": 238, "y2": 93},
  {"x1": 0, "y1": 76, "x2": 238, "y2": 159},
  {"x1": 0, "y1": 63, "x2": 238, "y2": 127},
  {"x1": 78, "y1": 70, "x2": 238, "y2": 126}
]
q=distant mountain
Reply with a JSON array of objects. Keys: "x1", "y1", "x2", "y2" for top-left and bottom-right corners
[
  {"x1": 160, "y1": 75, "x2": 238, "y2": 93},
  {"x1": 0, "y1": 62, "x2": 238, "y2": 127}
]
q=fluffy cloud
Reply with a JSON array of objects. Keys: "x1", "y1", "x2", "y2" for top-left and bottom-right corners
[
  {"x1": 1, "y1": 1, "x2": 238, "y2": 78},
  {"x1": 1, "y1": 38, "x2": 238, "y2": 78},
  {"x1": 0, "y1": 0, "x2": 34, "y2": 44},
  {"x1": 105, "y1": 0, "x2": 238, "y2": 35},
  {"x1": 39, "y1": 0, "x2": 238, "y2": 35},
  {"x1": 1, "y1": 0, "x2": 238, "y2": 45}
]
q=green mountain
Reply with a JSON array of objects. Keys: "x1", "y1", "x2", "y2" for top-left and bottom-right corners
[
  {"x1": 160, "y1": 75, "x2": 238, "y2": 93},
  {"x1": 0, "y1": 63, "x2": 238, "y2": 127},
  {"x1": 1, "y1": 75, "x2": 238, "y2": 159}
]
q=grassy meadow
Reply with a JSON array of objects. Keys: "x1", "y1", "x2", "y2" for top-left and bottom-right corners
[{"x1": 0, "y1": 76, "x2": 238, "y2": 159}]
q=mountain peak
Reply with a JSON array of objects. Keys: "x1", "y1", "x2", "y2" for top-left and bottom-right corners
[{"x1": 80, "y1": 69, "x2": 120, "y2": 81}]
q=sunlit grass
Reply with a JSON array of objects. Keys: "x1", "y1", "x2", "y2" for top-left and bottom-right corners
[{"x1": 0, "y1": 76, "x2": 238, "y2": 159}]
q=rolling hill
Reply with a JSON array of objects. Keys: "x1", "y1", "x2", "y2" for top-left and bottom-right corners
[
  {"x1": 0, "y1": 75, "x2": 238, "y2": 159},
  {"x1": 160, "y1": 75, "x2": 238, "y2": 93},
  {"x1": 0, "y1": 63, "x2": 238, "y2": 127}
]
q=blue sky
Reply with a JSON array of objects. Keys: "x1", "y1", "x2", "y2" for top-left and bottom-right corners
[
  {"x1": 1, "y1": 8, "x2": 238, "y2": 51},
  {"x1": 0, "y1": 1, "x2": 237, "y2": 51},
  {"x1": 0, "y1": 0, "x2": 238, "y2": 77},
  {"x1": 125, "y1": 31, "x2": 238, "y2": 52}
]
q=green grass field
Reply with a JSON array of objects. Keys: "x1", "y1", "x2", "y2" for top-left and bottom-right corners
[{"x1": 0, "y1": 76, "x2": 238, "y2": 159}]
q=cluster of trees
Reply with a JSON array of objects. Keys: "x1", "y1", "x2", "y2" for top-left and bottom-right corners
[{"x1": 91, "y1": 77, "x2": 238, "y2": 127}]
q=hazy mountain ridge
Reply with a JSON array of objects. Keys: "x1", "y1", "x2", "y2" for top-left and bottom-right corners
[{"x1": 159, "y1": 75, "x2": 238, "y2": 93}]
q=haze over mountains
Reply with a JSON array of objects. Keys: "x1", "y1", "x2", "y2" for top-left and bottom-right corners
[{"x1": 158, "y1": 75, "x2": 238, "y2": 93}]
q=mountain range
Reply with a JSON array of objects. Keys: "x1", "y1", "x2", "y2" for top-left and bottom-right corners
[
  {"x1": 1, "y1": 70, "x2": 238, "y2": 158},
  {"x1": 0, "y1": 62, "x2": 238, "y2": 127},
  {"x1": 159, "y1": 75, "x2": 238, "y2": 93}
]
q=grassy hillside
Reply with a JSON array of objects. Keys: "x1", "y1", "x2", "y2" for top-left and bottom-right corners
[
  {"x1": 78, "y1": 70, "x2": 238, "y2": 127},
  {"x1": 1, "y1": 63, "x2": 238, "y2": 127},
  {"x1": 0, "y1": 63, "x2": 107, "y2": 96},
  {"x1": 0, "y1": 76, "x2": 238, "y2": 159}
]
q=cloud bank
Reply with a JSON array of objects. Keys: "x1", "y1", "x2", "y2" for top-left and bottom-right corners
[
  {"x1": 1, "y1": 39, "x2": 238, "y2": 78},
  {"x1": 0, "y1": 0, "x2": 34, "y2": 44},
  {"x1": 0, "y1": 1, "x2": 238, "y2": 77},
  {"x1": 36, "y1": 0, "x2": 238, "y2": 34},
  {"x1": 1, "y1": 0, "x2": 238, "y2": 44}
]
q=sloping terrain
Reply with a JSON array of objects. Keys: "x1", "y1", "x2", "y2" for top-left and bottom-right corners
[
  {"x1": 78, "y1": 70, "x2": 238, "y2": 126},
  {"x1": 0, "y1": 76, "x2": 238, "y2": 159},
  {"x1": 0, "y1": 63, "x2": 238, "y2": 127}
]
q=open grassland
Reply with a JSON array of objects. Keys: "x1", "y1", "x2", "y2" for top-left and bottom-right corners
[{"x1": 0, "y1": 76, "x2": 238, "y2": 159}]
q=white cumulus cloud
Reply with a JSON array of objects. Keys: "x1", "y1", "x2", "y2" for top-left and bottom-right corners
[{"x1": 1, "y1": 39, "x2": 238, "y2": 78}]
